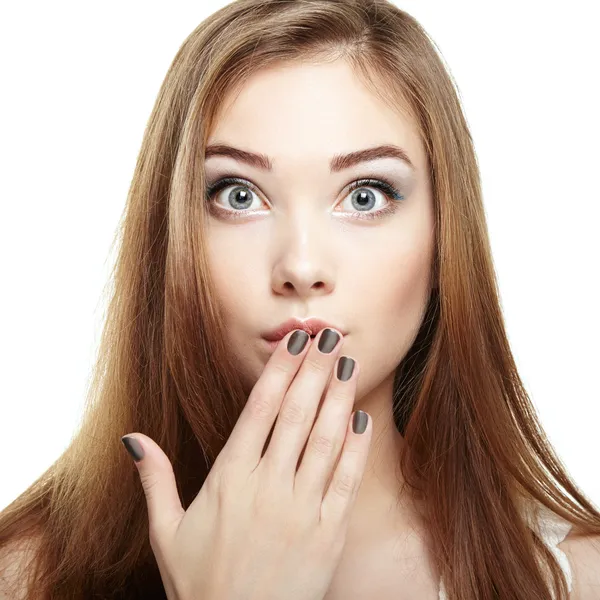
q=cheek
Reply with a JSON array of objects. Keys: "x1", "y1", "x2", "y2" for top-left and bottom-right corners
[
  {"x1": 206, "y1": 229, "x2": 262, "y2": 317},
  {"x1": 345, "y1": 224, "x2": 435, "y2": 387},
  {"x1": 348, "y1": 225, "x2": 434, "y2": 321},
  {"x1": 206, "y1": 229, "x2": 274, "y2": 392},
  {"x1": 387, "y1": 242, "x2": 434, "y2": 316},
  {"x1": 356, "y1": 247, "x2": 433, "y2": 357}
]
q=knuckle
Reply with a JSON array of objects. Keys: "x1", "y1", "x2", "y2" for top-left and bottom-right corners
[
  {"x1": 329, "y1": 529, "x2": 348, "y2": 559},
  {"x1": 212, "y1": 449, "x2": 243, "y2": 484},
  {"x1": 247, "y1": 391, "x2": 274, "y2": 421},
  {"x1": 139, "y1": 470, "x2": 161, "y2": 496},
  {"x1": 273, "y1": 359, "x2": 294, "y2": 375},
  {"x1": 280, "y1": 398, "x2": 307, "y2": 425},
  {"x1": 328, "y1": 387, "x2": 350, "y2": 404},
  {"x1": 332, "y1": 471, "x2": 356, "y2": 498},
  {"x1": 211, "y1": 454, "x2": 243, "y2": 496},
  {"x1": 209, "y1": 468, "x2": 231, "y2": 504},
  {"x1": 304, "y1": 356, "x2": 328, "y2": 374},
  {"x1": 309, "y1": 432, "x2": 335, "y2": 457},
  {"x1": 317, "y1": 513, "x2": 347, "y2": 555},
  {"x1": 316, "y1": 521, "x2": 345, "y2": 556},
  {"x1": 213, "y1": 461, "x2": 234, "y2": 491},
  {"x1": 216, "y1": 465, "x2": 253, "y2": 511}
]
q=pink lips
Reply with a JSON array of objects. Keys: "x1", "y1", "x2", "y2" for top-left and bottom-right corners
[{"x1": 262, "y1": 317, "x2": 346, "y2": 342}]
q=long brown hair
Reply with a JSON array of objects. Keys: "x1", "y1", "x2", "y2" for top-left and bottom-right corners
[{"x1": 2, "y1": 1, "x2": 598, "y2": 598}]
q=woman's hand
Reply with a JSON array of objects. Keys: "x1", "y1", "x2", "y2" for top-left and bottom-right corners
[{"x1": 121, "y1": 327, "x2": 372, "y2": 600}]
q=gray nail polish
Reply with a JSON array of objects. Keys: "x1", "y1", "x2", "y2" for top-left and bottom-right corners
[
  {"x1": 122, "y1": 436, "x2": 144, "y2": 462},
  {"x1": 318, "y1": 328, "x2": 340, "y2": 353},
  {"x1": 287, "y1": 330, "x2": 310, "y2": 355},
  {"x1": 352, "y1": 411, "x2": 368, "y2": 434},
  {"x1": 337, "y1": 356, "x2": 355, "y2": 381}
]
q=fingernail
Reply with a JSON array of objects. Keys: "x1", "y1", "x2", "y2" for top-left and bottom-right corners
[
  {"x1": 318, "y1": 328, "x2": 340, "y2": 354},
  {"x1": 352, "y1": 411, "x2": 368, "y2": 434},
  {"x1": 287, "y1": 330, "x2": 310, "y2": 355},
  {"x1": 122, "y1": 436, "x2": 144, "y2": 462},
  {"x1": 337, "y1": 356, "x2": 355, "y2": 381}
]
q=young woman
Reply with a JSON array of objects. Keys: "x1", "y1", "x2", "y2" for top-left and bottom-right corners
[{"x1": 1, "y1": 1, "x2": 599, "y2": 598}]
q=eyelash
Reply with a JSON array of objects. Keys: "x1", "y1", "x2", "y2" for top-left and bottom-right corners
[{"x1": 204, "y1": 175, "x2": 405, "y2": 222}]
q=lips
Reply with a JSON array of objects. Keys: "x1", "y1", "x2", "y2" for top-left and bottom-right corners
[{"x1": 262, "y1": 317, "x2": 346, "y2": 342}]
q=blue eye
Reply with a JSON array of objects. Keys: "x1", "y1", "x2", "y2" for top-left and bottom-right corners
[
  {"x1": 204, "y1": 176, "x2": 405, "y2": 222},
  {"x1": 342, "y1": 178, "x2": 405, "y2": 221}
]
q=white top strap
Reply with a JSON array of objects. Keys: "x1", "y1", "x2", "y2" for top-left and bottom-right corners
[
  {"x1": 438, "y1": 503, "x2": 573, "y2": 600},
  {"x1": 526, "y1": 502, "x2": 574, "y2": 596}
]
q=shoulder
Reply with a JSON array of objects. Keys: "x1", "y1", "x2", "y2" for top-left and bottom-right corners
[
  {"x1": 558, "y1": 525, "x2": 600, "y2": 600},
  {"x1": 0, "y1": 535, "x2": 43, "y2": 600}
]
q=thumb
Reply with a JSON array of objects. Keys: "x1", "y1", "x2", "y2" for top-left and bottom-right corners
[{"x1": 121, "y1": 433, "x2": 185, "y2": 539}]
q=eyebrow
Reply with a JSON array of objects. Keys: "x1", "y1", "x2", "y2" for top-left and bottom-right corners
[{"x1": 204, "y1": 143, "x2": 415, "y2": 173}]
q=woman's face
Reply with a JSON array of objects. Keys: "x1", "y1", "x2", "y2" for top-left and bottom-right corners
[{"x1": 204, "y1": 58, "x2": 435, "y2": 401}]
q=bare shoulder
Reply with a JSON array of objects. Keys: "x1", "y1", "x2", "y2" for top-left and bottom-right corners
[
  {"x1": 558, "y1": 525, "x2": 600, "y2": 600},
  {"x1": 0, "y1": 534, "x2": 43, "y2": 600}
]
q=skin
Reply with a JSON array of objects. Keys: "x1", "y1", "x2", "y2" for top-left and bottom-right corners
[{"x1": 204, "y1": 58, "x2": 439, "y2": 596}]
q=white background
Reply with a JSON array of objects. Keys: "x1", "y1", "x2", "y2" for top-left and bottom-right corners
[{"x1": 0, "y1": 1, "x2": 598, "y2": 511}]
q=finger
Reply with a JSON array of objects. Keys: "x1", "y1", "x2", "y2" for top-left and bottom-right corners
[
  {"x1": 294, "y1": 355, "x2": 359, "y2": 500},
  {"x1": 262, "y1": 327, "x2": 344, "y2": 481},
  {"x1": 319, "y1": 410, "x2": 371, "y2": 528},
  {"x1": 217, "y1": 329, "x2": 312, "y2": 470},
  {"x1": 121, "y1": 433, "x2": 185, "y2": 544}
]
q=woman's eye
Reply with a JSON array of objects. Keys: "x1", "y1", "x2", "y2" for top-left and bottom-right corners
[
  {"x1": 337, "y1": 184, "x2": 389, "y2": 215},
  {"x1": 205, "y1": 176, "x2": 405, "y2": 221},
  {"x1": 205, "y1": 177, "x2": 266, "y2": 214}
]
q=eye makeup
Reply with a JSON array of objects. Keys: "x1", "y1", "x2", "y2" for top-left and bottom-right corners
[{"x1": 204, "y1": 174, "x2": 407, "y2": 222}]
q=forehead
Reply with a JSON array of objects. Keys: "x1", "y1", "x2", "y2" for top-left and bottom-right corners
[{"x1": 206, "y1": 59, "x2": 425, "y2": 176}]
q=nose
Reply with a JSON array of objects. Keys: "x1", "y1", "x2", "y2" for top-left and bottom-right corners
[
  {"x1": 276, "y1": 274, "x2": 332, "y2": 297},
  {"x1": 271, "y1": 204, "x2": 337, "y2": 297}
]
